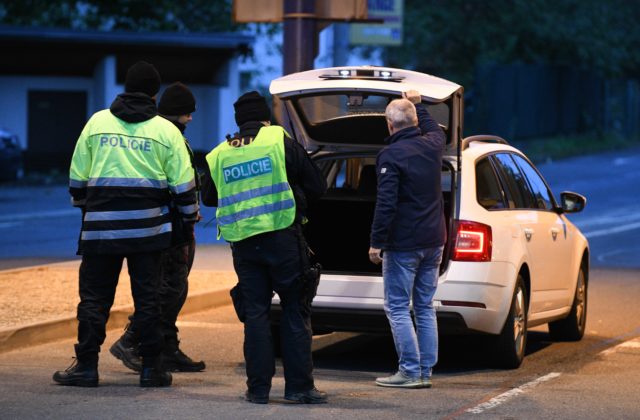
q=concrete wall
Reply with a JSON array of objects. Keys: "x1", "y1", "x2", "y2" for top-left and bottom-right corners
[{"x1": 0, "y1": 76, "x2": 94, "y2": 150}]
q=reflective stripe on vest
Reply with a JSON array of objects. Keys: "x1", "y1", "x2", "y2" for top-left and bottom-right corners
[
  {"x1": 81, "y1": 223, "x2": 171, "y2": 240},
  {"x1": 83, "y1": 206, "x2": 169, "y2": 221},
  {"x1": 206, "y1": 125, "x2": 296, "y2": 242}
]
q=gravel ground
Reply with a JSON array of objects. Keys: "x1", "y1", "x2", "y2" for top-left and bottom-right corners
[{"x1": 0, "y1": 265, "x2": 237, "y2": 329}]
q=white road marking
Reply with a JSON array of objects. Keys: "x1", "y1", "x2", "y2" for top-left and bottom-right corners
[
  {"x1": 465, "y1": 372, "x2": 562, "y2": 414},
  {"x1": 583, "y1": 221, "x2": 640, "y2": 239},
  {"x1": 576, "y1": 211, "x2": 640, "y2": 229},
  {"x1": 0, "y1": 209, "x2": 78, "y2": 223},
  {"x1": 599, "y1": 337, "x2": 640, "y2": 357}
]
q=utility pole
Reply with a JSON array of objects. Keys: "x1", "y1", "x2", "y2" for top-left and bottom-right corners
[
  {"x1": 283, "y1": 0, "x2": 317, "y2": 75},
  {"x1": 233, "y1": 0, "x2": 375, "y2": 75}
]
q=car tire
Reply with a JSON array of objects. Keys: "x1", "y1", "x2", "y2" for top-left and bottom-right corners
[
  {"x1": 548, "y1": 266, "x2": 587, "y2": 341},
  {"x1": 493, "y1": 275, "x2": 527, "y2": 369}
]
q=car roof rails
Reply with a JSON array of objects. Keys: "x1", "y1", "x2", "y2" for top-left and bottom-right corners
[{"x1": 461, "y1": 135, "x2": 509, "y2": 150}]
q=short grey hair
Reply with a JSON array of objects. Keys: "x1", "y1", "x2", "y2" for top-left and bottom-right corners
[{"x1": 385, "y1": 98, "x2": 418, "y2": 130}]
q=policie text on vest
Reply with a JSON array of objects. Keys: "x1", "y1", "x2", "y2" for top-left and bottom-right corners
[
  {"x1": 223, "y1": 157, "x2": 273, "y2": 183},
  {"x1": 99, "y1": 135, "x2": 152, "y2": 152}
]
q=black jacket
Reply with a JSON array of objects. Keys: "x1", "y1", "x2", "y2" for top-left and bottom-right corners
[
  {"x1": 201, "y1": 121, "x2": 326, "y2": 224},
  {"x1": 370, "y1": 104, "x2": 446, "y2": 250},
  {"x1": 70, "y1": 93, "x2": 198, "y2": 255},
  {"x1": 159, "y1": 113, "x2": 200, "y2": 245}
]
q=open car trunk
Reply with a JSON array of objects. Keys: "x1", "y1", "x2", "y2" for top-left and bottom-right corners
[
  {"x1": 304, "y1": 154, "x2": 456, "y2": 276},
  {"x1": 268, "y1": 66, "x2": 464, "y2": 275}
]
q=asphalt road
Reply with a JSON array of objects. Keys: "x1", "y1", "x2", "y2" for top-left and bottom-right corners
[{"x1": 0, "y1": 267, "x2": 638, "y2": 419}]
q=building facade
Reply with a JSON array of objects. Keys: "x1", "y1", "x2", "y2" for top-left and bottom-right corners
[{"x1": 0, "y1": 26, "x2": 252, "y2": 172}]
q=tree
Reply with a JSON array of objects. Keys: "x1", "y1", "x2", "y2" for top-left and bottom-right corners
[
  {"x1": 380, "y1": 0, "x2": 640, "y2": 87},
  {"x1": 0, "y1": 0, "x2": 239, "y2": 32}
]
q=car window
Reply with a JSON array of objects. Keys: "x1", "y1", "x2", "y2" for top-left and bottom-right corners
[
  {"x1": 475, "y1": 157, "x2": 507, "y2": 210},
  {"x1": 296, "y1": 94, "x2": 449, "y2": 130},
  {"x1": 512, "y1": 154, "x2": 554, "y2": 210},
  {"x1": 316, "y1": 157, "x2": 377, "y2": 196},
  {"x1": 493, "y1": 153, "x2": 537, "y2": 209}
]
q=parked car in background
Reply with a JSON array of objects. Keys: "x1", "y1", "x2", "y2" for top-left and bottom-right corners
[
  {"x1": 268, "y1": 66, "x2": 590, "y2": 369},
  {"x1": 0, "y1": 128, "x2": 23, "y2": 181}
]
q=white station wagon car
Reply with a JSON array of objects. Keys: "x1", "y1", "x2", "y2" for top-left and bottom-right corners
[{"x1": 268, "y1": 66, "x2": 589, "y2": 368}]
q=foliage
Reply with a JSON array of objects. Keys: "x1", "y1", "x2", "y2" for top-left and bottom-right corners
[
  {"x1": 0, "y1": 0, "x2": 239, "y2": 32},
  {"x1": 381, "y1": 0, "x2": 640, "y2": 87}
]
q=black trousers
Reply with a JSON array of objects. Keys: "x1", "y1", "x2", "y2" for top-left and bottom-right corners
[
  {"x1": 158, "y1": 238, "x2": 195, "y2": 343},
  {"x1": 75, "y1": 252, "x2": 163, "y2": 363},
  {"x1": 128, "y1": 238, "x2": 195, "y2": 345},
  {"x1": 231, "y1": 227, "x2": 314, "y2": 396}
]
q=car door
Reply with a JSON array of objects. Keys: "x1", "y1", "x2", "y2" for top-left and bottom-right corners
[
  {"x1": 511, "y1": 154, "x2": 575, "y2": 308},
  {"x1": 492, "y1": 153, "x2": 555, "y2": 315}
]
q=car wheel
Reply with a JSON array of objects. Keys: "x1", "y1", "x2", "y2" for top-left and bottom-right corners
[
  {"x1": 548, "y1": 266, "x2": 587, "y2": 341},
  {"x1": 494, "y1": 275, "x2": 527, "y2": 369}
]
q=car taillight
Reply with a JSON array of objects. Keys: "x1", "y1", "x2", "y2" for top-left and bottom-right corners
[{"x1": 452, "y1": 220, "x2": 492, "y2": 262}]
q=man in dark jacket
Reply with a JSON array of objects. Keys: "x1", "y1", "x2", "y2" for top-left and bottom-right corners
[
  {"x1": 53, "y1": 61, "x2": 198, "y2": 388},
  {"x1": 109, "y1": 82, "x2": 205, "y2": 373},
  {"x1": 368, "y1": 90, "x2": 446, "y2": 389},
  {"x1": 201, "y1": 91, "x2": 327, "y2": 404}
]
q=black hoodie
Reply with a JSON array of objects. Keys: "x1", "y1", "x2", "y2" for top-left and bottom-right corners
[{"x1": 110, "y1": 92, "x2": 157, "y2": 123}]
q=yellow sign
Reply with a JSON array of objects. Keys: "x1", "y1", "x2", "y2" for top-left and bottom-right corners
[
  {"x1": 233, "y1": 0, "x2": 369, "y2": 23},
  {"x1": 349, "y1": 0, "x2": 403, "y2": 46}
]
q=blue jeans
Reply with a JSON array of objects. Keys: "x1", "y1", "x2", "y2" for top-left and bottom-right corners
[{"x1": 382, "y1": 246, "x2": 443, "y2": 378}]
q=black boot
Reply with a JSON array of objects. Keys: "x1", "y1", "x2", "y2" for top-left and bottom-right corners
[
  {"x1": 53, "y1": 358, "x2": 99, "y2": 387},
  {"x1": 140, "y1": 358, "x2": 172, "y2": 387},
  {"x1": 284, "y1": 387, "x2": 328, "y2": 404},
  {"x1": 110, "y1": 325, "x2": 142, "y2": 372},
  {"x1": 162, "y1": 339, "x2": 206, "y2": 372}
]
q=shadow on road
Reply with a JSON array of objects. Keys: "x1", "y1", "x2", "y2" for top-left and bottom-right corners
[{"x1": 311, "y1": 330, "x2": 555, "y2": 375}]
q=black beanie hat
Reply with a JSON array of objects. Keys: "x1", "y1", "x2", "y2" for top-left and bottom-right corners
[
  {"x1": 124, "y1": 61, "x2": 161, "y2": 97},
  {"x1": 158, "y1": 82, "x2": 196, "y2": 116},
  {"x1": 233, "y1": 91, "x2": 271, "y2": 126}
]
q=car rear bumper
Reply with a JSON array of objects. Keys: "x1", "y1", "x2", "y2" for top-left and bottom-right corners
[
  {"x1": 271, "y1": 304, "x2": 474, "y2": 335},
  {"x1": 270, "y1": 260, "x2": 517, "y2": 336}
]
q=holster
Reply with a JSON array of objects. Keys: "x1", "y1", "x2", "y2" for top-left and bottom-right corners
[
  {"x1": 301, "y1": 261, "x2": 322, "y2": 310},
  {"x1": 293, "y1": 224, "x2": 322, "y2": 313}
]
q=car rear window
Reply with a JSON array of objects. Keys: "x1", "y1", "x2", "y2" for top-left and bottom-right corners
[
  {"x1": 296, "y1": 94, "x2": 449, "y2": 128},
  {"x1": 475, "y1": 157, "x2": 507, "y2": 210}
]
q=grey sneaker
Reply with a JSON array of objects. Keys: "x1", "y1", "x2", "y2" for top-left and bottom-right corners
[
  {"x1": 375, "y1": 371, "x2": 422, "y2": 388},
  {"x1": 421, "y1": 376, "x2": 433, "y2": 388}
]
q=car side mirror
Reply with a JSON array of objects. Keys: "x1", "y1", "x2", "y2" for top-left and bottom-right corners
[{"x1": 559, "y1": 191, "x2": 586, "y2": 213}]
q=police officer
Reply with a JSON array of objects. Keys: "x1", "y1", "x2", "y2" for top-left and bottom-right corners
[
  {"x1": 109, "y1": 82, "x2": 205, "y2": 373},
  {"x1": 53, "y1": 61, "x2": 199, "y2": 388},
  {"x1": 201, "y1": 91, "x2": 327, "y2": 404}
]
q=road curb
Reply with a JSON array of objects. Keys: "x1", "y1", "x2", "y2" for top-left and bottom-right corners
[{"x1": 0, "y1": 288, "x2": 231, "y2": 354}]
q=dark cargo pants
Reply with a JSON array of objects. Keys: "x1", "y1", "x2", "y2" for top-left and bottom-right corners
[
  {"x1": 75, "y1": 252, "x2": 163, "y2": 363},
  {"x1": 231, "y1": 227, "x2": 315, "y2": 397},
  {"x1": 127, "y1": 238, "x2": 195, "y2": 345}
]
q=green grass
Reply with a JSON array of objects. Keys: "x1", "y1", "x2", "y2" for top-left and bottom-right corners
[{"x1": 512, "y1": 132, "x2": 640, "y2": 164}]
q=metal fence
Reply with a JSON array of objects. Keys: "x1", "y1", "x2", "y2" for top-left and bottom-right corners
[{"x1": 464, "y1": 64, "x2": 640, "y2": 141}]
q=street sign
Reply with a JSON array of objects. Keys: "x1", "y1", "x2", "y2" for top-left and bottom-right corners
[{"x1": 350, "y1": 0, "x2": 403, "y2": 46}]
